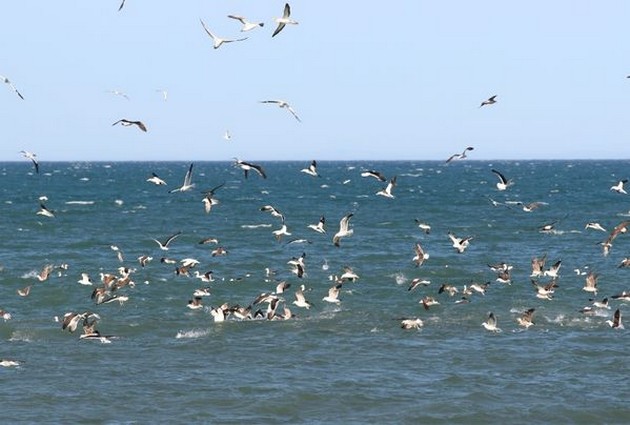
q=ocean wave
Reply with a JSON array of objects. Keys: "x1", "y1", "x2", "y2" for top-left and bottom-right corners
[{"x1": 65, "y1": 201, "x2": 95, "y2": 205}]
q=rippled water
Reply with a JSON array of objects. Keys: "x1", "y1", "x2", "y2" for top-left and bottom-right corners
[{"x1": 0, "y1": 160, "x2": 628, "y2": 423}]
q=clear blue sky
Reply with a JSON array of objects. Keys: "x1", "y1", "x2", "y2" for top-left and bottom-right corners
[{"x1": 1, "y1": 1, "x2": 629, "y2": 161}]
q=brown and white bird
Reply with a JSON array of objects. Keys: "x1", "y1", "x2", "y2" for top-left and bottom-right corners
[
  {"x1": 412, "y1": 242, "x2": 429, "y2": 267},
  {"x1": 582, "y1": 271, "x2": 599, "y2": 295},
  {"x1": 516, "y1": 308, "x2": 536, "y2": 329},
  {"x1": 482, "y1": 312, "x2": 502, "y2": 332},
  {"x1": 112, "y1": 119, "x2": 147, "y2": 132},
  {"x1": 607, "y1": 309, "x2": 624, "y2": 329}
]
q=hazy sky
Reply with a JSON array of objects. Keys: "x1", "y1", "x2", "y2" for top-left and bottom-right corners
[{"x1": 1, "y1": 1, "x2": 629, "y2": 161}]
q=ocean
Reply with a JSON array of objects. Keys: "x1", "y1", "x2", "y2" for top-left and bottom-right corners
[{"x1": 0, "y1": 160, "x2": 628, "y2": 424}]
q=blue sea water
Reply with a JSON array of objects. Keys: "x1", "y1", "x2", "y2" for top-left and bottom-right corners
[{"x1": 0, "y1": 160, "x2": 629, "y2": 424}]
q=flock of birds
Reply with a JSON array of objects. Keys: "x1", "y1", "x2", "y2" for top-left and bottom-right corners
[{"x1": 1, "y1": 4, "x2": 628, "y2": 369}]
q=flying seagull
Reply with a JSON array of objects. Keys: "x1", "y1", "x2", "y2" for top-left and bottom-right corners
[
  {"x1": 360, "y1": 170, "x2": 387, "y2": 181},
  {"x1": 118, "y1": 0, "x2": 125, "y2": 11},
  {"x1": 610, "y1": 179, "x2": 628, "y2": 195},
  {"x1": 153, "y1": 231, "x2": 182, "y2": 250},
  {"x1": 20, "y1": 150, "x2": 39, "y2": 173},
  {"x1": 146, "y1": 173, "x2": 167, "y2": 186},
  {"x1": 0, "y1": 74, "x2": 24, "y2": 99},
  {"x1": 482, "y1": 312, "x2": 502, "y2": 332},
  {"x1": 107, "y1": 89, "x2": 129, "y2": 100},
  {"x1": 200, "y1": 19, "x2": 248, "y2": 49},
  {"x1": 445, "y1": 147, "x2": 474, "y2": 163},
  {"x1": 300, "y1": 160, "x2": 320, "y2": 177},
  {"x1": 234, "y1": 158, "x2": 267, "y2": 179},
  {"x1": 376, "y1": 176, "x2": 397, "y2": 198},
  {"x1": 333, "y1": 213, "x2": 354, "y2": 247},
  {"x1": 491, "y1": 169, "x2": 513, "y2": 191},
  {"x1": 169, "y1": 163, "x2": 195, "y2": 193},
  {"x1": 112, "y1": 119, "x2": 147, "y2": 132},
  {"x1": 272, "y1": 3, "x2": 299, "y2": 37},
  {"x1": 260, "y1": 99, "x2": 301, "y2": 122},
  {"x1": 479, "y1": 95, "x2": 497, "y2": 108},
  {"x1": 227, "y1": 14, "x2": 264, "y2": 32}
]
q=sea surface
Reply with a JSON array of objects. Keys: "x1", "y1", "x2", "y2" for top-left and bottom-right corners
[{"x1": 0, "y1": 160, "x2": 628, "y2": 424}]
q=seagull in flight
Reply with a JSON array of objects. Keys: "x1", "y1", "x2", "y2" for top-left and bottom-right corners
[
  {"x1": 155, "y1": 89, "x2": 168, "y2": 101},
  {"x1": 146, "y1": 172, "x2": 167, "y2": 186},
  {"x1": 260, "y1": 99, "x2": 301, "y2": 122},
  {"x1": 445, "y1": 147, "x2": 474, "y2": 163},
  {"x1": 227, "y1": 14, "x2": 265, "y2": 32},
  {"x1": 118, "y1": 0, "x2": 126, "y2": 11},
  {"x1": 112, "y1": 119, "x2": 147, "y2": 132},
  {"x1": 107, "y1": 89, "x2": 129, "y2": 100},
  {"x1": 234, "y1": 158, "x2": 267, "y2": 179},
  {"x1": 153, "y1": 231, "x2": 182, "y2": 250},
  {"x1": 169, "y1": 163, "x2": 195, "y2": 193},
  {"x1": 272, "y1": 3, "x2": 299, "y2": 37},
  {"x1": 479, "y1": 95, "x2": 497, "y2": 108},
  {"x1": 0, "y1": 74, "x2": 24, "y2": 99},
  {"x1": 200, "y1": 19, "x2": 248, "y2": 49},
  {"x1": 20, "y1": 150, "x2": 39, "y2": 173},
  {"x1": 333, "y1": 213, "x2": 354, "y2": 247},
  {"x1": 610, "y1": 179, "x2": 628, "y2": 195},
  {"x1": 376, "y1": 176, "x2": 397, "y2": 198},
  {"x1": 360, "y1": 170, "x2": 387, "y2": 181},
  {"x1": 300, "y1": 160, "x2": 320, "y2": 177},
  {"x1": 482, "y1": 312, "x2": 502, "y2": 332},
  {"x1": 491, "y1": 169, "x2": 513, "y2": 191}
]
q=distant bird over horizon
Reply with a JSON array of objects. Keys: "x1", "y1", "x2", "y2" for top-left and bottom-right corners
[
  {"x1": 112, "y1": 119, "x2": 147, "y2": 132},
  {"x1": 227, "y1": 14, "x2": 265, "y2": 32},
  {"x1": 107, "y1": 89, "x2": 129, "y2": 100},
  {"x1": 200, "y1": 18, "x2": 248, "y2": 49},
  {"x1": 300, "y1": 160, "x2": 320, "y2": 177},
  {"x1": 20, "y1": 150, "x2": 39, "y2": 173},
  {"x1": 445, "y1": 147, "x2": 474, "y2": 163},
  {"x1": 479, "y1": 95, "x2": 497, "y2": 108},
  {"x1": 260, "y1": 99, "x2": 301, "y2": 122},
  {"x1": 1, "y1": 74, "x2": 24, "y2": 99},
  {"x1": 272, "y1": 3, "x2": 298, "y2": 37}
]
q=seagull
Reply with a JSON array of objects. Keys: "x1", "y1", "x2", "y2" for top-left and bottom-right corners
[
  {"x1": 333, "y1": 213, "x2": 354, "y2": 247},
  {"x1": 479, "y1": 95, "x2": 497, "y2": 108},
  {"x1": 272, "y1": 223, "x2": 291, "y2": 241},
  {"x1": 376, "y1": 176, "x2": 397, "y2": 198},
  {"x1": 272, "y1": 3, "x2": 299, "y2": 37},
  {"x1": 138, "y1": 255, "x2": 153, "y2": 267},
  {"x1": 156, "y1": 89, "x2": 168, "y2": 101},
  {"x1": 414, "y1": 219, "x2": 431, "y2": 234},
  {"x1": 438, "y1": 283, "x2": 459, "y2": 297},
  {"x1": 37, "y1": 203, "x2": 55, "y2": 218},
  {"x1": 491, "y1": 169, "x2": 513, "y2": 191},
  {"x1": 600, "y1": 220, "x2": 630, "y2": 256},
  {"x1": 400, "y1": 318, "x2": 424, "y2": 330},
  {"x1": 360, "y1": 170, "x2": 387, "y2": 181},
  {"x1": 543, "y1": 259, "x2": 562, "y2": 278},
  {"x1": 153, "y1": 231, "x2": 182, "y2": 250},
  {"x1": 260, "y1": 99, "x2": 301, "y2": 122},
  {"x1": 293, "y1": 286, "x2": 312, "y2": 309},
  {"x1": 118, "y1": 0, "x2": 125, "y2": 11},
  {"x1": 112, "y1": 119, "x2": 147, "y2": 132},
  {"x1": 300, "y1": 160, "x2": 320, "y2": 177},
  {"x1": 307, "y1": 216, "x2": 326, "y2": 234},
  {"x1": 448, "y1": 231, "x2": 473, "y2": 253},
  {"x1": 582, "y1": 271, "x2": 599, "y2": 295},
  {"x1": 199, "y1": 18, "x2": 248, "y2": 49},
  {"x1": 585, "y1": 222, "x2": 606, "y2": 232},
  {"x1": 227, "y1": 14, "x2": 265, "y2": 32},
  {"x1": 201, "y1": 182, "x2": 224, "y2": 214},
  {"x1": 530, "y1": 254, "x2": 547, "y2": 277},
  {"x1": 107, "y1": 89, "x2": 129, "y2": 100},
  {"x1": 412, "y1": 242, "x2": 429, "y2": 267},
  {"x1": 20, "y1": 151, "x2": 39, "y2": 173},
  {"x1": 516, "y1": 308, "x2": 536, "y2": 329},
  {"x1": 322, "y1": 283, "x2": 342, "y2": 304},
  {"x1": 445, "y1": 147, "x2": 474, "y2": 163},
  {"x1": 260, "y1": 205, "x2": 285, "y2": 222},
  {"x1": 482, "y1": 312, "x2": 502, "y2": 332},
  {"x1": 169, "y1": 163, "x2": 195, "y2": 193},
  {"x1": 610, "y1": 179, "x2": 628, "y2": 194},
  {"x1": 223, "y1": 130, "x2": 231, "y2": 141},
  {"x1": 146, "y1": 173, "x2": 167, "y2": 185},
  {"x1": 17, "y1": 285, "x2": 31, "y2": 297},
  {"x1": 607, "y1": 309, "x2": 624, "y2": 329},
  {"x1": 62, "y1": 311, "x2": 99, "y2": 333},
  {"x1": 0, "y1": 74, "x2": 24, "y2": 99},
  {"x1": 78, "y1": 273, "x2": 93, "y2": 286},
  {"x1": 517, "y1": 201, "x2": 548, "y2": 212},
  {"x1": 532, "y1": 279, "x2": 557, "y2": 300},
  {"x1": 420, "y1": 296, "x2": 440, "y2": 310},
  {"x1": 187, "y1": 297, "x2": 204, "y2": 310},
  {"x1": 0, "y1": 359, "x2": 21, "y2": 368},
  {"x1": 235, "y1": 158, "x2": 267, "y2": 179}
]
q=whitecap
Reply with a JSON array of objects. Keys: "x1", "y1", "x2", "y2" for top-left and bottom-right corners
[
  {"x1": 241, "y1": 224, "x2": 272, "y2": 229},
  {"x1": 65, "y1": 201, "x2": 95, "y2": 205},
  {"x1": 176, "y1": 329, "x2": 210, "y2": 339}
]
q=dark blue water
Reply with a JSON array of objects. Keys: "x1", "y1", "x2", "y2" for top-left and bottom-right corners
[{"x1": 0, "y1": 160, "x2": 628, "y2": 423}]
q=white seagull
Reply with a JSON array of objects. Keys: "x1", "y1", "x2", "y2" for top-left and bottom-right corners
[
  {"x1": 412, "y1": 242, "x2": 430, "y2": 267},
  {"x1": 235, "y1": 158, "x2": 267, "y2": 179},
  {"x1": 200, "y1": 18, "x2": 248, "y2": 49},
  {"x1": 482, "y1": 312, "x2": 502, "y2": 332},
  {"x1": 1, "y1": 74, "x2": 24, "y2": 99},
  {"x1": 360, "y1": 170, "x2": 386, "y2": 181},
  {"x1": 610, "y1": 179, "x2": 628, "y2": 194},
  {"x1": 37, "y1": 202, "x2": 55, "y2": 218},
  {"x1": 333, "y1": 213, "x2": 354, "y2": 247},
  {"x1": 491, "y1": 169, "x2": 513, "y2": 191},
  {"x1": 272, "y1": 3, "x2": 299, "y2": 37},
  {"x1": 448, "y1": 231, "x2": 473, "y2": 253},
  {"x1": 169, "y1": 163, "x2": 195, "y2": 193},
  {"x1": 293, "y1": 287, "x2": 312, "y2": 309},
  {"x1": 307, "y1": 216, "x2": 326, "y2": 234},
  {"x1": 607, "y1": 309, "x2": 624, "y2": 329},
  {"x1": 260, "y1": 99, "x2": 301, "y2": 122},
  {"x1": 479, "y1": 95, "x2": 497, "y2": 108},
  {"x1": 153, "y1": 231, "x2": 182, "y2": 250},
  {"x1": 227, "y1": 14, "x2": 265, "y2": 32},
  {"x1": 300, "y1": 160, "x2": 320, "y2": 177},
  {"x1": 445, "y1": 147, "x2": 474, "y2": 163},
  {"x1": 322, "y1": 283, "x2": 343, "y2": 304},
  {"x1": 146, "y1": 172, "x2": 167, "y2": 186},
  {"x1": 376, "y1": 176, "x2": 397, "y2": 198},
  {"x1": 20, "y1": 150, "x2": 39, "y2": 174}
]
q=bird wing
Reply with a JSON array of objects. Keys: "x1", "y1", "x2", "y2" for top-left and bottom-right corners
[{"x1": 272, "y1": 22, "x2": 286, "y2": 37}]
